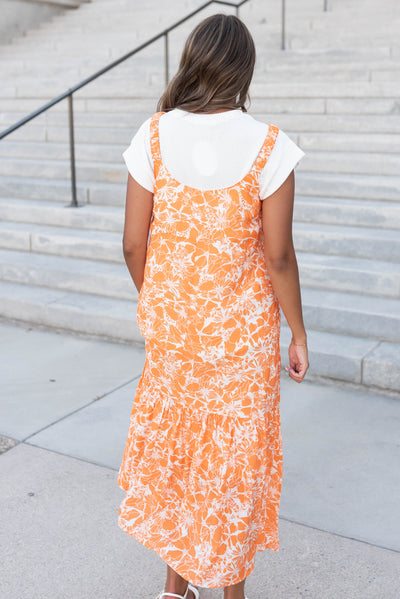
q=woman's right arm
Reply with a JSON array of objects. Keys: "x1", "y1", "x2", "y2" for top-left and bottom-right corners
[{"x1": 261, "y1": 170, "x2": 309, "y2": 383}]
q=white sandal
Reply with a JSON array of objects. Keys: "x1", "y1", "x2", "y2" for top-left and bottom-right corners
[{"x1": 157, "y1": 582, "x2": 200, "y2": 599}]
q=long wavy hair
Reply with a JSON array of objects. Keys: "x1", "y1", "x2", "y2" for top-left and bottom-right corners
[{"x1": 157, "y1": 13, "x2": 256, "y2": 114}]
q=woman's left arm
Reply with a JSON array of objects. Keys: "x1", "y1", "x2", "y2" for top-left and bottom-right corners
[{"x1": 122, "y1": 173, "x2": 154, "y2": 293}]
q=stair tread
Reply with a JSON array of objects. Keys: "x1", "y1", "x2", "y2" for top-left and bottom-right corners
[
  {"x1": 0, "y1": 247, "x2": 128, "y2": 274},
  {"x1": 302, "y1": 287, "x2": 400, "y2": 316},
  {"x1": 0, "y1": 220, "x2": 122, "y2": 241},
  {"x1": 293, "y1": 222, "x2": 400, "y2": 240},
  {"x1": 0, "y1": 197, "x2": 124, "y2": 213},
  {"x1": 297, "y1": 251, "x2": 400, "y2": 274},
  {"x1": 0, "y1": 279, "x2": 135, "y2": 313},
  {"x1": 296, "y1": 196, "x2": 400, "y2": 207}
]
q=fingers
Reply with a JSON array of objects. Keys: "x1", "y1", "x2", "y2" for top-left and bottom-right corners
[
  {"x1": 285, "y1": 363, "x2": 309, "y2": 383},
  {"x1": 287, "y1": 343, "x2": 309, "y2": 382}
]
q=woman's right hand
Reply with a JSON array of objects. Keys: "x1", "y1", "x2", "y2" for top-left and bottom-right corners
[{"x1": 285, "y1": 339, "x2": 309, "y2": 383}]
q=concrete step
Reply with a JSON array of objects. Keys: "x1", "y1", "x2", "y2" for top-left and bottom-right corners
[
  {"x1": 0, "y1": 277, "x2": 397, "y2": 391},
  {"x1": 293, "y1": 223, "x2": 400, "y2": 262},
  {"x1": 0, "y1": 176, "x2": 89, "y2": 204},
  {"x1": 294, "y1": 196, "x2": 400, "y2": 230},
  {"x1": 295, "y1": 172, "x2": 400, "y2": 202},
  {"x1": 302, "y1": 288, "x2": 400, "y2": 342},
  {"x1": 0, "y1": 248, "x2": 134, "y2": 300},
  {"x1": 289, "y1": 35, "x2": 399, "y2": 51},
  {"x1": 297, "y1": 132, "x2": 400, "y2": 154},
  {"x1": 297, "y1": 252, "x2": 400, "y2": 299},
  {"x1": 0, "y1": 157, "x2": 127, "y2": 185},
  {"x1": 1, "y1": 110, "x2": 149, "y2": 129},
  {"x1": 0, "y1": 279, "x2": 141, "y2": 343},
  {"x1": 261, "y1": 57, "x2": 399, "y2": 73},
  {"x1": 260, "y1": 113, "x2": 400, "y2": 134},
  {"x1": 7, "y1": 124, "x2": 133, "y2": 145},
  {"x1": 292, "y1": 20, "x2": 400, "y2": 37},
  {"x1": 301, "y1": 151, "x2": 400, "y2": 177},
  {"x1": 0, "y1": 97, "x2": 88, "y2": 115},
  {"x1": 0, "y1": 198, "x2": 123, "y2": 232},
  {"x1": 0, "y1": 140, "x2": 124, "y2": 163},
  {"x1": 0, "y1": 176, "x2": 125, "y2": 206},
  {"x1": 251, "y1": 81, "x2": 400, "y2": 99},
  {"x1": 0, "y1": 221, "x2": 124, "y2": 263}
]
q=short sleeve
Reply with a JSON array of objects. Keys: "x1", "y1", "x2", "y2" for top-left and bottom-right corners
[
  {"x1": 122, "y1": 117, "x2": 155, "y2": 193},
  {"x1": 259, "y1": 129, "x2": 305, "y2": 200}
]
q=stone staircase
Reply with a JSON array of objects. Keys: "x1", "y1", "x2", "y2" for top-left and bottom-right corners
[{"x1": 0, "y1": 0, "x2": 399, "y2": 393}]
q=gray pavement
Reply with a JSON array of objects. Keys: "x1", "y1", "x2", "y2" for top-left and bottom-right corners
[{"x1": 0, "y1": 321, "x2": 399, "y2": 599}]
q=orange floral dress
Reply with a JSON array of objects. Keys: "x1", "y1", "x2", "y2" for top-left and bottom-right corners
[{"x1": 117, "y1": 111, "x2": 283, "y2": 588}]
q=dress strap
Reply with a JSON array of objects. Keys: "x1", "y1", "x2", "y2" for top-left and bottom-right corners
[
  {"x1": 245, "y1": 123, "x2": 280, "y2": 185},
  {"x1": 150, "y1": 111, "x2": 165, "y2": 179}
]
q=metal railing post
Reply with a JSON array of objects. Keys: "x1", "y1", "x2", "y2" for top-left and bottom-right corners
[
  {"x1": 236, "y1": 4, "x2": 239, "y2": 16},
  {"x1": 67, "y1": 93, "x2": 78, "y2": 207},
  {"x1": 164, "y1": 32, "x2": 169, "y2": 86},
  {"x1": 281, "y1": 0, "x2": 286, "y2": 50},
  {"x1": 324, "y1": 0, "x2": 329, "y2": 10}
]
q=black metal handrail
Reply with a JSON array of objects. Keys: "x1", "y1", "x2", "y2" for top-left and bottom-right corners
[{"x1": 0, "y1": 0, "x2": 329, "y2": 206}]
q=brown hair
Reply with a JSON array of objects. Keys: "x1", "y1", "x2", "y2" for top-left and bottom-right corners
[{"x1": 157, "y1": 13, "x2": 256, "y2": 114}]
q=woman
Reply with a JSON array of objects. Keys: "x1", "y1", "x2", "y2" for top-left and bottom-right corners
[{"x1": 117, "y1": 13, "x2": 309, "y2": 599}]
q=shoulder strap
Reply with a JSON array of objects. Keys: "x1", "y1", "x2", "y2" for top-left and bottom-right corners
[
  {"x1": 247, "y1": 123, "x2": 279, "y2": 183},
  {"x1": 149, "y1": 111, "x2": 165, "y2": 179}
]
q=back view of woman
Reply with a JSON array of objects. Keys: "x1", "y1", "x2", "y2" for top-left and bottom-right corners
[{"x1": 117, "y1": 13, "x2": 309, "y2": 599}]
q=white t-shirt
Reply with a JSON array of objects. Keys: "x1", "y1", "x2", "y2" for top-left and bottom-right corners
[{"x1": 122, "y1": 108, "x2": 305, "y2": 199}]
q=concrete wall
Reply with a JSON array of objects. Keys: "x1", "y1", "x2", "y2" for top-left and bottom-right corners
[{"x1": 0, "y1": 0, "x2": 65, "y2": 44}]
